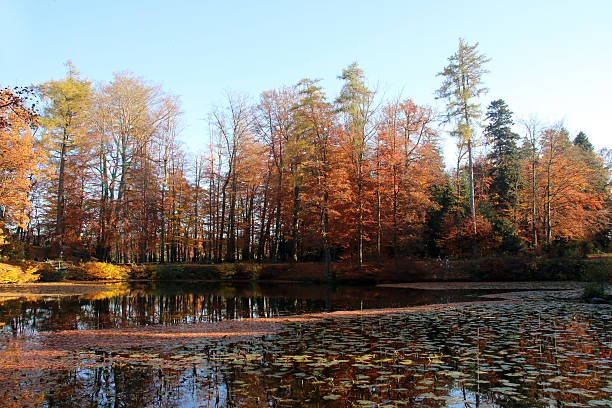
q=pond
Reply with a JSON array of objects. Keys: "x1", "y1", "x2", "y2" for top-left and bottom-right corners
[
  {"x1": 0, "y1": 282, "x2": 611, "y2": 407},
  {"x1": 0, "y1": 282, "x2": 495, "y2": 334}
]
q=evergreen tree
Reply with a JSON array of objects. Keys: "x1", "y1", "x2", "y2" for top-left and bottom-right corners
[
  {"x1": 485, "y1": 99, "x2": 521, "y2": 212},
  {"x1": 573, "y1": 131, "x2": 593, "y2": 152}
]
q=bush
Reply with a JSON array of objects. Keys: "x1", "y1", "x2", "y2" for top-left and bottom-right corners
[
  {"x1": 151, "y1": 264, "x2": 185, "y2": 280},
  {"x1": 34, "y1": 262, "x2": 63, "y2": 281},
  {"x1": 580, "y1": 259, "x2": 612, "y2": 283},
  {"x1": 65, "y1": 262, "x2": 129, "y2": 281},
  {"x1": 583, "y1": 282, "x2": 610, "y2": 300},
  {"x1": 128, "y1": 264, "x2": 156, "y2": 280},
  {"x1": 150, "y1": 264, "x2": 220, "y2": 280},
  {"x1": 452, "y1": 256, "x2": 611, "y2": 282},
  {"x1": 248, "y1": 263, "x2": 262, "y2": 280},
  {"x1": 0, "y1": 262, "x2": 39, "y2": 284},
  {"x1": 216, "y1": 263, "x2": 236, "y2": 280}
]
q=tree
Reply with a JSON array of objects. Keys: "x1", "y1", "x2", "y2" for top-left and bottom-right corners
[
  {"x1": 335, "y1": 62, "x2": 376, "y2": 268},
  {"x1": 211, "y1": 93, "x2": 255, "y2": 262},
  {"x1": 513, "y1": 124, "x2": 610, "y2": 248},
  {"x1": 38, "y1": 62, "x2": 92, "y2": 255},
  {"x1": 521, "y1": 116, "x2": 541, "y2": 247},
  {"x1": 0, "y1": 88, "x2": 42, "y2": 230},
  {"x1": 377, "y1": 99, "x2": 439, "y2": 267},
  {"x1": 485, "y1": 100, "x2": 521, "y2": 213},
  {"x1": 573, "y1": 131, "x2": 593, "y2": 152},
  {"x1": 436, "y1": 39, "x2": 490, "y2": 256},
  {"x1": 257, "y1": 88, "x2": 296, "y2": 261},
  {"x1": 90, "y1": 72, "x2": 180, "y2": 262},
  {"x1": 294, "y1": 79, "x2": 337, "y2": 278}
]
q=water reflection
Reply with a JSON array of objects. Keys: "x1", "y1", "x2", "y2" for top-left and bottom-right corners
[
  {"x1": 0, "y1": 282, "x2": 485, "y2": 335},
  {"x1": 1, "y1": 302, "x2": 610, "y2": 407}
]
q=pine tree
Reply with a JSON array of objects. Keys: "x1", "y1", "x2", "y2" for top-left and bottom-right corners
[{"x1": 485, "y1": 99, "x2": 521, "y2": 212}]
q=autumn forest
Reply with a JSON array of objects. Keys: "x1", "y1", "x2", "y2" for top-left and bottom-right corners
[{"x1": 1, "y1": 41, "x2": 611, "y2": 277}]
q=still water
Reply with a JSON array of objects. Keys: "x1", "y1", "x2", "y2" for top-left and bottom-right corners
[
  {"x1": 0, "y1": 282, "x2": 489, "y2": 334},
  {"x1": 0, "y1": 282, "x2": 610, "y2": 407}
]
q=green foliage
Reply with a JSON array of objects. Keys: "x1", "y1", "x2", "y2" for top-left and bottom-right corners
[
  {"x1": 452, "y1": 256, "x2": 610, "y2": 282},
  {"x1": 580, "y1": 259, "x2": 612, "y2": 283},
  {"x1": 36, "y1": 262, "x2": 63, "y2": 282},
  {"x1": 0, "y1": 228, "x2": 29, "y2": 260},
  {"x1": 494, "y1": 217, "x2": 524, "y2": 255},
  {"x1": 582, "y1": 282, "x2": 609, "y2": 300},
  {"x1": 436, "y1": 38, "x2": 490, "y2": 141},
  {"x1": 150, "y1": 264, "x2": 221, "y2": 280},
  {"x1": 247, "y1": 263, "x2": 262, "y2": 280},
  {"x1": 128, "y1": 264, "x2": 156, "y2": 280},
  {"x1": 335, "y1": 62, "x2": 375, "y2": 151},
  {"x1": 485, "y1": 99, "x2": 521, "y2": 211},
  {"x1": 38, "y1": 62, "x2": 92, "y2": 140},
  {"x1": 216, "y1": 263, "x2": 236, "y2": 280},
  {"x1": 151, "y1": 264, "x2": 185, "y2": 280},
  {"x1": 573, "y1": 131, "x2": 594, "y2": 152},
  {"x1": 422, "y1": 182, "x2": 456, "y2": 257},
  {"x1": 544, "y1": 238, "x2": 595, "y2": 258},
  {"x1": 480, "y1": 204, "x2": 524, "y2": 255}
]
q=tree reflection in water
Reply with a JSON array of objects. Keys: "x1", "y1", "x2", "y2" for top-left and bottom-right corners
[
  {"x1": 0, "y1": 282, "x2": 484, "y2": 334},
  {"x1": 0, "y1": 300, "x2": 610, "y2": 407}
]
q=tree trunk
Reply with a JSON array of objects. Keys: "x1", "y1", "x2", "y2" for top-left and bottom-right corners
[
  {"x1": 393, "y1": 167, "x2": 399, "y2": 270},
  {"x1": 467, "y1": 139, "x2": 478, "y2": 257},
  {"x1": 532, "y1": 147, "x2": 538, "y2": 247},
  {"x1": 546, "y1": 164, "x2": 552, "y2": 245},
  {"x1": 376, "y1": 154, "x2": 381, "y2": 260},
  {"x1": 291, "y1": 182, "x2": 300, "y2": 263},
  {"x1": 357, "y1": 162, "x2": 363, "y2": 269},
  {"x1": 56, "y1": 131, "x2": 67, "y2": 256},
  {"x1": 273, "y1": 169, "x2": 282, "y2": 261}
]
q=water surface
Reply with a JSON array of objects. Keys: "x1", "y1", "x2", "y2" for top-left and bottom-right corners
[
  {"x1": 1, "y1": 282, "x2": 610, "y2": 407},
  {"x1": 0, "y1": 281, "x2": 495, "y2": 335}
]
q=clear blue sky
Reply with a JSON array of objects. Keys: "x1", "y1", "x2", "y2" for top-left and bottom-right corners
[{"x1": 3, "y1": 0, "x2": 611, "y2": 166}]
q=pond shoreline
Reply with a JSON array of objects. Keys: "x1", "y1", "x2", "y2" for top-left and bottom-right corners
[
  {"x1": 3, "y1": 254, "x2": 611, "y2": 286},
  {"x1": 0, "y1": 279, "x2": 590, "y2": 299}
]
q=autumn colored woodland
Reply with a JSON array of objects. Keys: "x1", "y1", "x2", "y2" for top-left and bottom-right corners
[{"x1": 2, "y1": 44, "x2": 611, "y2": 276}]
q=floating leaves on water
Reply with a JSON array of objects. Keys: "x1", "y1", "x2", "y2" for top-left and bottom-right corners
[{"x1": 3, "y1": 300, "x2": 612, "y2": 407}]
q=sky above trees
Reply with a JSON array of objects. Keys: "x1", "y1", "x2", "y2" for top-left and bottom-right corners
[{"x1": 3, "y1": 0, "x2": 611, "y2": 166}]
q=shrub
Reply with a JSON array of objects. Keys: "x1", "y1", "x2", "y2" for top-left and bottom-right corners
[
  {"x1": 216, "y1": 263, "x2": 236, "y2": 280},
  {"x1": 151, "y1": 264, "x2": 185, "y2": 280},
  {"x1": 65, "y1": 262, "x2": 128, "y2": 281},
  {"x1": 0, "y1": 226, "x2": 29, "y2": 260},
  {"x1": 580, "y1": 259, "x2": 612, "y2": 283},
  {"x1": 0, "y1": 262, "x2": 39, "y2": 284},
  {"x1": 248, "y1": 263, "x2": 262, "y2": 280},
  {"x1": 36, "y1": 262, "x2": 64, "y2": 282},
  {"x1": 583, "y1": 282, "x2": 610, "y2": 300},
  {"x1": 128, "y1": 264, "x2": 156, "y2": 280},
  {"x1": 149, "y1": 264, "x2": 220, "y2": 280}
]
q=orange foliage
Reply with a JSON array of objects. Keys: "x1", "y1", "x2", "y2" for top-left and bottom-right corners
[{"x1": 0, "y1": 88, "x2": 43, "y2": 229}]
